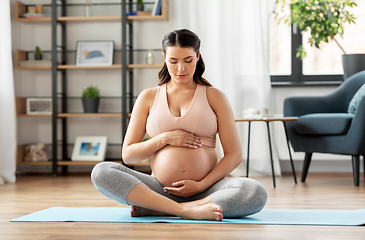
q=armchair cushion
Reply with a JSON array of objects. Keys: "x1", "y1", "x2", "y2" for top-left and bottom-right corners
[
  {"x1": 348, "y1": 83, "x2": 365, "y2": 114},
  {"x1": 295, "y1": 113, "x2": 353, "y2": 135}
]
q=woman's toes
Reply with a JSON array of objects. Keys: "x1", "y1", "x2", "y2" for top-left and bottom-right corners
[{"x1": 215, "y1": 206, "x2": 223, "y2": 221}]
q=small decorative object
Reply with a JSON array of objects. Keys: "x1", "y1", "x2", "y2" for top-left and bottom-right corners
[
  {"x1": 24, "y1": 143, "x2": 48, "y2": 162},
  {"x1": 81, "y1": 85, "x2": 100, "y2": 113},
  {"x1": 71, "y1": 136, "x2": 108, "y2": 161},
  {"x1": 35, "y1": 4, "x2": 44, "y2": 14},
  {"x1": 34, "y1": 46, "x2": 42, "y2": 60},
  {"x1": 137, "y1": 0, "x2": 144, "y2": 11},
  {"x1": 146, "y1": 50, "x2": 154, "y2": 65},
  {"x1": 26, "y1": 98, "x2": 52, "y2": 115},
  {"x1": 85, "y1": 0, "x2": 91, "y2": 17},
  {"x1": 259, "y1": 106, "x2": 269, "y2": 116},
  {"x1": 28, "y1": 8, "x2": 36, "y2": 14},
  {"x1": 76, "y1": 41, "x2": 114, "y2": 66}
]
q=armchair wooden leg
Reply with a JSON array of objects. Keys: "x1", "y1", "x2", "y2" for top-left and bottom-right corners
[
  {"x1": 352, "y1": 155, "x2": 360, "y2": 186},
  {"x1": 301, "y1": 153, "x2": 312, "y2": 182}
]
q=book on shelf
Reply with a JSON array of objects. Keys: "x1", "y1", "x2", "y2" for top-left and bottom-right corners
[
  {"x1": 126, "y1": 11, "x2": 151, "y2": 16},
  {"x1": 152, "y1": 0, "x2": 162, "y2": 16},
  {"x1": 19, "y1": 60, "x2": 52, "y2": 67}
]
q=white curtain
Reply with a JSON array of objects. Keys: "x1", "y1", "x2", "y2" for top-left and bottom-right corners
[
  {"x1": 0, "y1": 0, "x2": 17, "y2": 184},
  {"x1": 169, "y1": 0, "x2": 281, "y2": 176}
]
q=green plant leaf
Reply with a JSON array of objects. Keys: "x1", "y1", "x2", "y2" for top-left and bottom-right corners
[
  {"x1": 274, "y1": 0, "x2": 357, "y2": 58},
  {"x1": 81, "y1": 85, "x2": 100, "y2": 98}
]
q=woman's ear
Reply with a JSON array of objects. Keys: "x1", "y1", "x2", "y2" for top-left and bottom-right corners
[
  {"x1": 162, "y1": 51, "x2": 165, "y2": 59},
  {"x1": 197, "y1": 51, "x2": 200, "y2": 61}
]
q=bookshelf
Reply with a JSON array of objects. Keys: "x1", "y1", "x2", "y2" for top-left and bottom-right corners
[{"x1": 14, "y1": 0, "x2": 166, "y2": 174}]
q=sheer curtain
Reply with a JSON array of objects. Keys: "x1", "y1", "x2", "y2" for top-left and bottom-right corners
[
  {"x1": 169, "y1": 0, "x2": 281, "y2": 176},
  {"x1": 0, "y1": 0, "x2": 17, "y2": 184}
]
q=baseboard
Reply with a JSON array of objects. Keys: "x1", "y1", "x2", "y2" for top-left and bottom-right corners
[{"x1": 280, "y1": 159, "x2": 364, "y2": 173}]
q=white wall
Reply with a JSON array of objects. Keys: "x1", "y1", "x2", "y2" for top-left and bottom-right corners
[{"x1": 12, "y1": 0, "x2": 359, "y2": 173}]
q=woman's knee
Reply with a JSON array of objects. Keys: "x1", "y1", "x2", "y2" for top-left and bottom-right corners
[
  {"x1": 91, "y1": 162, "x2": 117, "y2": 186},
  {"x1": 248, "y1": 179, "x2": 268, "y2": 212}
]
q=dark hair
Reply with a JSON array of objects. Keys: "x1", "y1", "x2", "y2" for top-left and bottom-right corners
[{"x1": 158, "y1": 29, "x2": 212, "y2": 86}]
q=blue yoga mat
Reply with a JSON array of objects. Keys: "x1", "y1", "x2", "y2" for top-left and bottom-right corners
[{"x1": 10, "y1": 207, "x2": 365, "y2": 226}]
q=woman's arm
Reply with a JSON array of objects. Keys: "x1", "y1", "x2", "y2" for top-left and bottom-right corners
[
  {"x1": 199, "y1": 87, "x2": 242, "y2": 190},
  {"x1": 122, "y1": 88, "x2": 163, "y2": 164},
  {"x1": 164, "y1": 87, "x2": 242, "y2": 197},
  {"x1": 122, "y1": 88, "x2": 203, "y2": 164}
]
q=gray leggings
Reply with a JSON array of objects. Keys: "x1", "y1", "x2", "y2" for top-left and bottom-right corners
[{"x1": 91, "y1": 162, "x2": 267, "y2": 218}]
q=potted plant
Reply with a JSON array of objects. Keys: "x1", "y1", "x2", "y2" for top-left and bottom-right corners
[
  {"x1": 137, "y1": 0, "x2": 144, "y2": 11},
  {"x1": 34, "y1": 46, "x2": 43, "y2": 60},
  {"x1": 275, "y1": 0, "x2": 363, "y2": 79},
  {"x1": 81, "y1": 85, "x2": 100, "y2": 113}
]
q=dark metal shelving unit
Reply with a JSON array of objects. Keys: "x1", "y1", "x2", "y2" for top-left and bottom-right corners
[
  {"x1": 15, "y1": 0, "x2": 165, "y2": 174},
  {"x1": 51, "y1": 0, "x2": 131, "y2": 176}
]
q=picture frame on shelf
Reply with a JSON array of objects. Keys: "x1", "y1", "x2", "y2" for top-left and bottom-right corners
[
  {"x1": 71, "y1": 136, "x2": 108, "y2": 161},
  {"x1": 26, "y1": 98, "x2": 52, "y2": 115},
  {"x1": 75, "y1": 41, "x2": 114, "y2": 66}
]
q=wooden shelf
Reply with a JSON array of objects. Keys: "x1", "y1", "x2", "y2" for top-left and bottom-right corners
[
  {"x1": 17, "y1": 113, "x2": 51, "y2": 117},
  {"x1": 16, "y1": 50, "x2": 163, "y2": 70},
  {"x1": 17, "y1": 161, "x2": 150, "y2": 167},
  {"x1": 16, "y1": 0, "x2": 167, "y2": 23},
  {"x1": 17, "y1": 144, "x2": 150, "y2": 167},
  {"x1": 17, "y1": 66, "x2": 51, "y2": 70},
  {"x1": 57, "y1": 65, "x2": 122, "y2": 70},
  {"x1": 58, "y1": 64, "x2": 162, "y2": 69},
  {"x1": 57, "y1": 16, "x2": 121, "y2": 22},
  {"x1": 128, "y1": 64, "x2": 163, "y2": 68}
]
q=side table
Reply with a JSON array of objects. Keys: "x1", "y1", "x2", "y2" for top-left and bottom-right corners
[{"x1": 235, "y1": 116, "x2": 298, "y2": 187}]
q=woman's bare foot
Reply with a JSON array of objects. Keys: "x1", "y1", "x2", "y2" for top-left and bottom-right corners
[
  {"x1": 131, "y1": 203, "x2": 223, "y2": 221},
  {"x1": 131, "y1": 206, "x2": 170, "y2": 217},
  {"x1": 131, "y1": 200, "x2": 208, "y2": 217},
  {"x1": 181, "y1": 203, "x2": 223, "y2": 221}
]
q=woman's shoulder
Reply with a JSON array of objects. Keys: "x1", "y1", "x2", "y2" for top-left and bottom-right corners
[
  {"x1": 206, "y1": 86, "x2": 226, "y2": 100},
  {"x1": 205, "y1": 86, "x2": 230, "y2": 109},
  {"x1": 138, "y1": 87, "x2": 159, "y2": 101},
  {"x1": 134, "y1": 87, "x2": 159, "y2": 108}
]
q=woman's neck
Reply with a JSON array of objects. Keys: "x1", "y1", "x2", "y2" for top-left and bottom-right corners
[{"x1": 167, "y1": 79, "x2": 197, "y2": 91}]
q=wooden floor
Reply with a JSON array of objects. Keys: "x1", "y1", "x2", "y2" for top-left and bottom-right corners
[{"x1": 1, "y1": 172, "x2": 365, "y2": 240}]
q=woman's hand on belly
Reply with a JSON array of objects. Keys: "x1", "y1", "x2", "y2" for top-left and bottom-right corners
[
  {"x1": 163, "y1": 130, "x2": 203, "y2": 149},
  {"x1": 163, "y1": 179, "x2": 203, "y2": 198}
]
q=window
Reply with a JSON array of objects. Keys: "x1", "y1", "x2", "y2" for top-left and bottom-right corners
[{"x1": 270, "y1": 0, "x2": 365, "y2": 86}]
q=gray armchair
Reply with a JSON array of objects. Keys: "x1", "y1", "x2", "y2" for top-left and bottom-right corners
[{"x1": 284, "y1": 70, "x2": 365, "y2": 186}]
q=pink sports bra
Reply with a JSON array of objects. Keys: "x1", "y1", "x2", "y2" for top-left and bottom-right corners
[{"x1": 146, "y1": 83, "x2": 218, "y2": 148}]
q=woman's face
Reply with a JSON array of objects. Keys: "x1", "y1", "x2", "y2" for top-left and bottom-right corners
[{"x1": 164, "y1": 46, "x2": 199, "y2": 85}]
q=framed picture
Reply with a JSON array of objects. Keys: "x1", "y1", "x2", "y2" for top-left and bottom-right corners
[
  {"x1": 75, "y1": 41, "x2": 114, "y2": 66},
  {"x1": 71, "y1": 136, "x2": 108, "y2": 161},
  {"x1": 26, "y1": 98, "x2": 52, "y2": 115}
]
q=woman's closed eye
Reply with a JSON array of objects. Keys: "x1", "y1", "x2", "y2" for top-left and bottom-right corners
[{"x1": 170, "y1": 59, "x2": 193, "y2": 64}]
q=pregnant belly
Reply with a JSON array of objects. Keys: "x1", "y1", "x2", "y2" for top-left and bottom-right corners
[{"x1": 151, "y1": 146, "x2": 218, "y2": 187}]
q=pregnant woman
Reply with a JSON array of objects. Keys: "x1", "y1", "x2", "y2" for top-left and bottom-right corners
[{"x1": 91, "y1": 29, "x2": 267, "y2": 221}]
